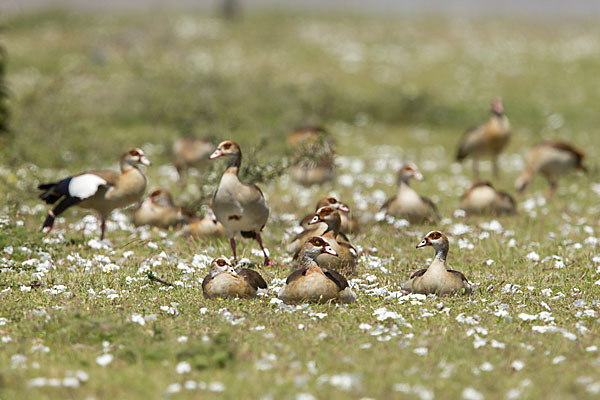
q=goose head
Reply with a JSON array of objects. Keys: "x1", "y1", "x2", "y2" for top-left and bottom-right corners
[
  {"x1": 123, "y1": 148, "x2": 151, "y2": 166},
  {"x1": 149, "y1": 189, "x2": 175, "y2": 207},
  {"x1": 398, "y1": 162, "x2": 423, "y2": 184},
  {"x1": 301, "y1": 236, "x2": 338, "y2": 259},
  {"x1": 416, "y1": 231, "x2": 449, "y2": 252},
  {"x1": 209, "y1": 256, "x2": 236, "y2": 276},
  {"x1": 492, "y1": 97, "x2": 504, "y2": 116},
  {"x1": 308, "y1": 206, "x2": 341, "y2": 226},
  {"x1": 210, "y1": 141, "x2": 241, "y2": 159},
  {"x1": 316, "y1": 196, "x2": 350, "y2": 213}
]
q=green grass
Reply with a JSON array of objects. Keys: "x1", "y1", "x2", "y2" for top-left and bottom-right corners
[{"x1": 1, "y1": 8, "x2": 600, "y2": 400}]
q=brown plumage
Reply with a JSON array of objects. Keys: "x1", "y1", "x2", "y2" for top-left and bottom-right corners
[
  {"x1": 401, "y1": 231, "x2": 472, "y2": 296},
  {"x1": 202, "y1": 257, "x2": 267, "y2": 299},
  {"x1": 288, "y1": 126, "x2": 335, "y2": 186},
  {"x1": 515, "y1": 140, "x2": 587, "y2": 198},
  {"x1": 172, "y1": 136, "x2": 214, "y2": 181},
  {"x1": 460, "y1": 181, "x2": 516, "y2": 216},
  {"x1": 456, "y1": 98, "x2": 510, "y2": 178},
  {"x1": 298, "y1": 196, "x2": 358, "y2": 233},
  {"x1": 133, "y1": 189, "x2": 187, "y2": 228},
  {"x1": 38, "y1": 148, "x2": 151, "y2": 240},
  {"x1": 210, "y1": 140, "x2": 273, "y2": 266},
  {"x1": 279, "y1": 237, "x2": 356, "y2": 304},
  {"x1": 381, "y1": 163, "x2": 439, "y2": 224}
]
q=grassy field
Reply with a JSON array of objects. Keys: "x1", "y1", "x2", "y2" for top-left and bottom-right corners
[{"x1": 2, "y1": 8, "x2": 600, "y2": 400}]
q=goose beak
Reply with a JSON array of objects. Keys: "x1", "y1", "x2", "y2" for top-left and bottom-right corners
[
  {"x1": 413, "y1": 171, "x2": 424, "y2": 181},
  {"x1": 337, "y1": 203, "x2": 350, "y2": 213},
  {"x1": 140, "y1": 156, "x2": 151, "y2": 166},
  {"x1": 323, "y1": 245, "x2": 338, "y2": 256},
  {"x1": 416, "y1": 239, "x2": 428, "y2": 248},
  {"x1": 209, "y1": 150, "x2": 223, "y2": 159}
]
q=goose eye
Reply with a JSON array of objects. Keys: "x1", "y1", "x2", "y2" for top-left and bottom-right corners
[
  {"x1": 313, "y1": 239, "x2": 322, "y2": 246},
  {"x1": 223, "y1": 143, "x2": 231, "y2": 150},
  {"x1": 217, "y1": 259, "x2": 226, "y2": 266},
  {"x1": 328, "y1": 198, "x2": 336, "y2": 203},
  {"x1": 429, "y1": 232, "x2": 442, "y2": 240}
]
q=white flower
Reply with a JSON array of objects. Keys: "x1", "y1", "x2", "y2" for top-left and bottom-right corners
[
  {"x1": 526, "y1": 252, "x2": 540, "y2": 261},
  {"x1": 552, "y1": 356, "x2": 566, "y2": 364},
  {"x1": 462, "y1": 387, "x2": 484, "y2": 400},
  {"x1": 413, "y1": 347, "x2": 428, "y2": 356},
  {"x1": 96, "y1": 354, "x2": 114, "y2": 367},
  {"x1": 131, "y1": 313, "x2": 146, "y2": 326},
  {"x1": 329, "y1": 373, "x2": 361, "y2": 391},
  {"x1": 176, "y1": 361, "x2": 191, "y2": 374},
  {"x1": 164, "y1": 383, "x2": 181, "y2": 394},
  {"x1": 208, "y1": 382, "x2": 225, "y2": 392},
  {"x1": 62, "y1": 377, "x2": 79, "y2": 388},
  {"x1": 511, "y1": 360, "x2": 524, "y2": 371}
]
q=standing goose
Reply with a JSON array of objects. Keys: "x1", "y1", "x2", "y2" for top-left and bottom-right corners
[
  {"x1": 202, "y1": 256, "x2": 267, "y2": 299},
  {"x1": 381, "y1": 163, "x2": 439, "y2": 224},
  {"x1": 401, "y1": 231, "x2": 472, "y2": 296},
  {"x1": 460, "y1": 181, "x2": 516, "y2": 216},
  {"x1": 298, "y1": 196, "x2": 358, "y2": 233},
  {"x1": 210, "y1": 140, "x2": 274, "y2": 266},
  {"x1": 279, "y1": 236, "x2": 356, "y2": 304},
  {"x1": 515, "y1": 140, "x2": 587, "y2": 198},
  {"x1": 38, "y1": 148, "x2": 151, "y2": 240},
  {"x1": 133, "y1": 189, "x2": 186, "y2": 228},
  {"x1": 456, "y1": 98, "x2": 510, "y2": 178}
]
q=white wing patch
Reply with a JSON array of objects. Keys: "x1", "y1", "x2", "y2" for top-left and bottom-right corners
[{"x1": 68, "y1": 174, "x2": 107, "y2": 199}]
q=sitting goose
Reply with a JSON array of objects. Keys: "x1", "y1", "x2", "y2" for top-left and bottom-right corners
[
  {"x1": 515, "y1": 140, "x2": 587, "y2": 198},
  {"x1": 287, "y1": 205, "x2": 350, "y2": 254},
  {"x1": 401, "y1": 231, "x2": 472, "y2": 296},
  {"x1": 288, "y1": 126, "x2": 335, "y2": 186},
  {"x1": 202, "y1": 256, "x2": 267, "y2": 299},
  {"x1": 459, "y1": 181, "x2": 516, "y2": 216},
  {"x1": 183, "y1": 208, "x2": 226, "y2": 238},
  {"x1": 279, "y1": 237, "x2": 356, "y2": 304},
  {"x1": 210, "y1": 140, "x2": 274, "y2": 266},
  {"x1": 38, "y1": 148, "x2": 151, "y2": 240},
  {"x1": 172, "y1": 136, "x2": 213, "y2": 182},
  {"x1": 306, "y1": 207, "x2": 357, "y2": 274},
  {"x1": 456, "y1": 97, "x2": 510, "y2": 179},
  {"x1": 133, "y1": 189, "x2": 186, "y2": 228},
  {"x1": 381, "y1": 163, "x2": 439, "y2": 224},
  {"x1": 298, "y1": 196, "x2": 358, "y2": 233}
]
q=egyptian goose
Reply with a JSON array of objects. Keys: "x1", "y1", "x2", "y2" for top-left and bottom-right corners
[
  {"x1": 287, "y1": 205, "x2": 350, "y2": 254},
  {"x1": 298, "y1": 196, "x2": 358, "y2": 233},
  {"x1": 183, "y1": 208, "x2": 226, "y2": 238},
  {"x1": 38, "y1": 148, "x2": 150, "y2": 240},
  {"x1": 210, "y1": 140, "x2": 274, "y2": 265},
  {"x1": 401, "y1": 231, "x2": 472, "y2": 296},
  {"x1": 279, "y1": 236, "x2": 356, "y2": 304},
  {"x1": 459, "y1": 181, "x2": 516, "y2": 216},
  {"x1": 381, "y1": 163, "x2": 439, "y2": 224},
  {"x1": 133, "y1": 189, "x2": 187, "y2": 228},
  {"x1": 515, "y1": 140, "x2": 587, "y2": 198},
  {"x1": 306, "y1": 207, "x2": 357, "y2": 274},
  {"x1": 172, "y1": 136, "x2": 213, "y2": 181},
  {"x1": 289, "y1": 126, "x2": 335, "y2": 186},
  {"x1": 456, "y1": 98, "x2": 510, "y2": 178},
  {"x1": 202, "y1": 256, "x2": 267, "y2": 299}
]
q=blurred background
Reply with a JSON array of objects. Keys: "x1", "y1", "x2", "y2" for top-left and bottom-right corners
[{"x1": 1, "y1": 0, "x2": 599, "y2": 214}]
